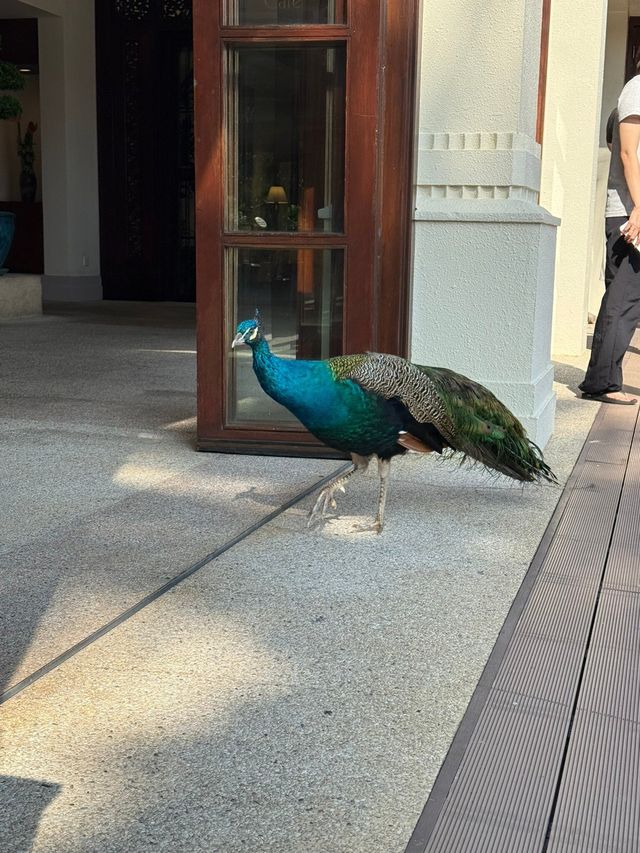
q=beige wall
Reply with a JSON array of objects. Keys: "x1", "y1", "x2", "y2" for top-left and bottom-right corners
[
  {"x1": 539, "y1": 0, "x2": 608, "y2": 357},
  {"x1": 545, "y1": 0, "x2": 640, "y2": 348},
  {"x1": 37, "y1": 0, "x2": 101, "y2": 298}
]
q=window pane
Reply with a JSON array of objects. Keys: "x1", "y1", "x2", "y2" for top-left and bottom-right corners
[
  {"x1": 227, "y1": 247, "x2": 344, "y2": 427},
  {"x1": 225, "y1": 0, "x2": 345, "y2": 26},
  {"x1": 226, "y1": 45, "x2": 345, "y2": 234}
]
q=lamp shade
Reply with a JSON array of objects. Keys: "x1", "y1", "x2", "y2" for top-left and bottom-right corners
[{"x1": 266, "y1": 185, "x2": 288, "y2": 204}]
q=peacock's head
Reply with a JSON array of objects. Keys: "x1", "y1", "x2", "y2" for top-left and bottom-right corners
[{"x1": 231, "y1": 313, "x2": 262, "y2": 349}]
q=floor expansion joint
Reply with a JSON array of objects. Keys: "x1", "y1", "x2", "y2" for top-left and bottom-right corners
[{"x1": 0, "y1": 464, "x2": 349, "y2": 707}]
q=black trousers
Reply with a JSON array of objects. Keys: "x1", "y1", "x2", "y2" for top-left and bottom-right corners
[{"x1": 579, "y1": 216, "x2": 640, "y2": 395}]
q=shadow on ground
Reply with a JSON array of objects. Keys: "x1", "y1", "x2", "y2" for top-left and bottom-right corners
[
  {"x1": 0, "y1": 777, "x2": 61, "y2": 853},
  {"x1": 0, "y1": 303, "x2": 200, "y2": 851},
  {"x1": 553, "y1": 358, "x2": 640, "y2": 399}
]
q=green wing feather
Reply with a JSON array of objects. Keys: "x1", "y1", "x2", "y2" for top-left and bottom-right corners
[{"x1": 328, "y1": 353, "x2": 368, "y2": 380}]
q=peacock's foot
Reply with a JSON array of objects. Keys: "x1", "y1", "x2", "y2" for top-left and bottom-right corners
[{"x1": 307, "y1": 484, "x2": 346, "y2": 528}]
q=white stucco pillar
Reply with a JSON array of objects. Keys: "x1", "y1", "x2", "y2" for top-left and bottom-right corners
[
  {"x1": 38, "y1": 0, "x2": 101, "y2": 300},
  {"x1": 539, "y1": 0, "x2": 608, "y2": 356},
  {"x1": 412, "y1": 0, "x2": 558, "y2": 446}
]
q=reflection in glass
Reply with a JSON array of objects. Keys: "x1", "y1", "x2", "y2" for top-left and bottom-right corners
[
  {"x1": 226, "y1": 45, "x2": 345, "y2": 233},
  {"x1": 226, "y1": 0, "x2": 345, "y2": 26},
  {"x1": 227, "y1": 247, "x2": 344, "y2": 426}
]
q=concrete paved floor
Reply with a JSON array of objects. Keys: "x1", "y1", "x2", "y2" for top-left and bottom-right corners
[{"x1": 0, "y1": 303, "x2": 598, "y2": 852}]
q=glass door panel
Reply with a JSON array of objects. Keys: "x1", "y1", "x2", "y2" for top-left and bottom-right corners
[
  {"x1": 225, "y1": 0, "x2": 346, "y2": 26},
  {"x1": 226, "y1": 44, "x2": 345, "y2": 234},
  {"x1": 226, "y1": 247, "x2": 344, "y2": 426}
]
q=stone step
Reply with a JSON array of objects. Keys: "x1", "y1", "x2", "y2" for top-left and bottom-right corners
[{"x1": 0, "y1": 273, "x2": 42, "y2": 318}]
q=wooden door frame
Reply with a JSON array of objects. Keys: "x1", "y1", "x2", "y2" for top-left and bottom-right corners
[
  {"x1": 536, "y1": 0, "x2": 551, "y2": 144},
  {"x1": 193, "y1": 0, "x2": 419, "y2": 455}
]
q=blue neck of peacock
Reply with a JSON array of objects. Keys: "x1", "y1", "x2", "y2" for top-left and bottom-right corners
[
  {"x1": 250, "y1": 336, "x2": 283, "y2": 397},
  {"x1": 250, "y1": 335, "x2": 272, "y2": 362},
  {"x1": 247, "y1": 336, "x2": 347, "y2": 432},
  {"x1": 249, "y1": 335, "x2": 314, "y2": 415}
]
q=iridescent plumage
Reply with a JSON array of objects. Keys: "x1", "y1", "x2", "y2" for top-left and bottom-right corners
[{"x1": 232, "y1": 317, "x2": 557, "y2": 531}]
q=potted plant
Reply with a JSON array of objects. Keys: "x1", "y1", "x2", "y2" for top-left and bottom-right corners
[
  {"x1": 0, "y1": 59, "x2": 23, "y2": 121},
  {"x1": 17, "y1": 121, "x2": 38, "y2": 203},
  {"x1": 0, "y1": 60, "x2": 24, "y2": 273}
]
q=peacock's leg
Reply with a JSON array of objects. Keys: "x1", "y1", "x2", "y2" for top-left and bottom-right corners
[
  {"x1": 308, "y1": 454, "x2": 370, "y2": 527},
  {"x1": 374, "y1": 458, "x2": 391, "y2": 532},
  {"x1": 355, "y1": 457, "x2": 391, "y2": 534}
]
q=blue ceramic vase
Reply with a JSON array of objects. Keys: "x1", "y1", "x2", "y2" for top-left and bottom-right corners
[{"x1": 0, "y1": 211, "x2": 16, "y2": 275}]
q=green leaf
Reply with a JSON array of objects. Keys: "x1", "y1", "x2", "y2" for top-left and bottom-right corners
[
  {"x1": 0, "y1": 61, "x2": 25, "y2": 91},
  {"x1": 0, "y1": 95, "x2": 23, "y2": 120}
]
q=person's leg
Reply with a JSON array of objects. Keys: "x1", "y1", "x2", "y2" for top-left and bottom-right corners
[
  {"x1": 580, "y1": 217, "x2": 640, "y2": 398},
  {"x1": 608, "y1": 269, "x2": 640, "y2": 389}
]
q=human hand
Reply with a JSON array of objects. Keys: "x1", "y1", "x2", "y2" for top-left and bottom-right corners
[{"x1": 621, "y1": 207, "x2": 640, "y2": 244}]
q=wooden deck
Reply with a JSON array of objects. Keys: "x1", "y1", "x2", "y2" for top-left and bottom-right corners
[{"x1": 407, "y1": 342, "x2": 640, "y2": 853}]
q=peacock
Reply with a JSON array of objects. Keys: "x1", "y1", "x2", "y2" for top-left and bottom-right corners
[{"x1": 232, "y1": 313, "x2": 557, "y2": 532}]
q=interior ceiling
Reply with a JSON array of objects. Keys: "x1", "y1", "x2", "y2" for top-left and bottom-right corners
[{"x1": 0, "y1": 0, "x2": 48, "y2": 18}]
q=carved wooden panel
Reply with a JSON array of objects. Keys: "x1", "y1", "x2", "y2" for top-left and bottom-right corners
[
  {"x1": 115, "y1": 0, "x2": 151, "y2": 21},
  {"x1": 163, "y1": 0, "x2": 192, "y2": 18},
  {"x1": 123, "y1": 40, "x2": 144, "y2": 258}
]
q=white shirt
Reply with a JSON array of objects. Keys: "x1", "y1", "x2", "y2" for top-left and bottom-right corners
[{"x1": 606, "y1": 75, "x2": 640, "y2": 218}]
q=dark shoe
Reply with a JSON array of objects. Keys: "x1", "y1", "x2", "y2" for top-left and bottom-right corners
[{"x1": 581, "y1": 391, "x2": 637, "y2": 405}]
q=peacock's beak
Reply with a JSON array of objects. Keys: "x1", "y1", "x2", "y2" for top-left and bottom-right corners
[{"x1": 231, "y1": 331, "x2": 247, "y2": 349}]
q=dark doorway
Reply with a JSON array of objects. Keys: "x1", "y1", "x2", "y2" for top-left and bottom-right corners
[
  {"x1": 95, "y1": 0, "x2": 195, "y2": 301},
  {"x1": 0, "y1": 18, "x2": 43, "y2": 275}
]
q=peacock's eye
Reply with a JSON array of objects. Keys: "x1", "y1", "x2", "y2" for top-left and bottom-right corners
[{"x1": 249, "y1": 327, "x2": 259, "y2": 341}]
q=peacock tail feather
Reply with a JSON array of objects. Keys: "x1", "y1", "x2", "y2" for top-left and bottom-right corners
[
  {"x1": 416, "y1": 365, "x2": 556, "y2": 484},
  {"x1": 330, "y1": 352, "x2": 557, "y2": 484}
]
